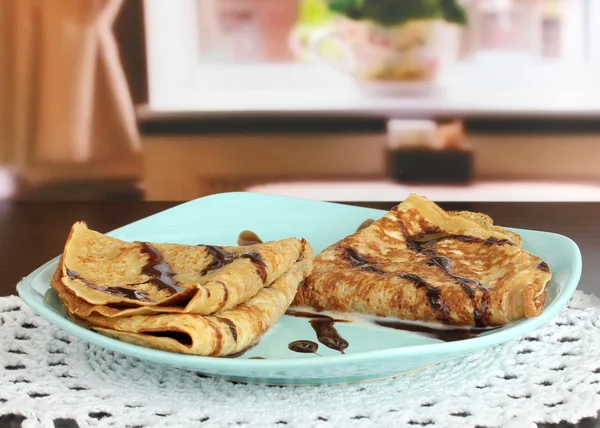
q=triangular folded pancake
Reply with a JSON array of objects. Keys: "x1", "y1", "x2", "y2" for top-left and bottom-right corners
[
  {"x1": 293, "y1": 194, "x2": 551, "y2": 327},
  {"x1": 52, "y1": 242, "x2": 314, "y2": 356},
  {"x1": 57, "y1": 222, "x2": 305, "y2": 317}
]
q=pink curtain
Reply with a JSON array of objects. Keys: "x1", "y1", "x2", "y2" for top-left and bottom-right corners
[{"x1": 0, "y1": 0, "x2": 140, "y2": 169}]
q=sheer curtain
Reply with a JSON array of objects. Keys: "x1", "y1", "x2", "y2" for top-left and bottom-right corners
[{"x1": 0, "y1": 0, "x2": 140, "y2": 172}]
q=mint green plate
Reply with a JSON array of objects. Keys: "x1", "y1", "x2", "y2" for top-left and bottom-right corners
[{"x1": 17, "y1": 192, "x2": 582, "y2": 385}]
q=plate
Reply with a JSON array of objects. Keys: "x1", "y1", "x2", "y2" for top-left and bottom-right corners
[{"x1": 17, "y1": 192, "x2": 582, "y2": 385}]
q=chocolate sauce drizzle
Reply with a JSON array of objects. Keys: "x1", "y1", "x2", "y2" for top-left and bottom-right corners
[
  {"x1": 200, "y1": 244, "x2": 268, "y2": 283},
  {"x1": 216, "y1": 317, "x2": 238, "y2": 341},
  {"x1": 139, "y1": 242, "x2": 184, "y2": 294},
  {"x1": 286, "y1": 310, "x2": 349, "y2": 354},
  {"x1": 239, "y1": 251, "x2": 268, "y2": 283},
  {"x1": 66, "y1": 269, "x2": 154, "y2": 302},
  {"x1": 200, "y1": 245, "x2": 234, "y2": 275},
  {"x1": 346, "y1": 248, "x2": 385, "y2": 274},
  {"x1": 400, "y1": 226, "x2": 510, "y2": 327},
  {"x1": 398, "y1": 274, "x2": 450, "y2": 321},
  {"x1": 68, "y1": 242, "x2": 182, "y2": 302}
]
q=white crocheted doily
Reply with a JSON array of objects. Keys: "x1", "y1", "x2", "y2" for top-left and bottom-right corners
[{"x1": 1, "y1": 291, "x2": 599, "y2": 428}]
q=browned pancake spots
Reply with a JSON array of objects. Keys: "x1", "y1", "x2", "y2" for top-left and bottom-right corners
[
  {"x1": 216, "y1": 317, "x2": 238, "y2": 342},
  {"x1": 286, "y1": 310, "x2": 349, "y2": 354},
  {"x1": 238, "y1": 230, "x2": 263, "y2": 246},
  {"x1": 200, "y1": 245, "x2": 234, "y2": 275},
  {"x1": 66, "y1": 269, "x2": 154, "y2": 303},
  {"x1": 346, "y1": 248, "x2": 385, "y2": 274},
  {"x1": 140, "y1": 243, "x2": 184, "y2": 294},
  {"x1": 536, "y1": 261, "x2": 550, "y2": 273},
  {"x1": 239, "y1": 251, "x2": 268, "y2": 283}
]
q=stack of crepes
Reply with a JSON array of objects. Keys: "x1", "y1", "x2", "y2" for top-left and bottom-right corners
[{"x1": 50, "y1": 222, "x2": 314, "y2": 357}]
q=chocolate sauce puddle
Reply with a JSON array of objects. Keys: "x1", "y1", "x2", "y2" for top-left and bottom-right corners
[
  {"x1": 536, "y1": 261, "x2": 550, "y2": 273},
  {"x1": 286, "y1": 310, "x2": 349, "y2": 354},
  {"x1": 288, "y1": 340, "x2": 319, "y2": 354},
  {"x1": 238, "y1": 230, "x2": 263, "y2": 246},
  {"x1": 356, "y1": 219, "x2": 376, "y2": 232},
  {"x1": 373, "y1": 319, "x2": 500, "y2": 342}
]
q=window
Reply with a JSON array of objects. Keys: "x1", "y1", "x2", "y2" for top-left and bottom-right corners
[{"x1": 142, "y1": 0, "x2": 600, "y2": 113}]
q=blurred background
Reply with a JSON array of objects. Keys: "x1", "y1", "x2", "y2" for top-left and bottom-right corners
[{"x1": 1, "y1": 0, "x2": 599, "y2": 202}]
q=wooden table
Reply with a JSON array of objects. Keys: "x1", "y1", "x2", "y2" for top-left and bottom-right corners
[{"x1": 1, "y1": 200, "x2": 598, "y2": 428}]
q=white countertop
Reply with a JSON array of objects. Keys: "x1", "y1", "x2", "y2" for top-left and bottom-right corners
[
  {"x1": 247, "y1": 180, "x2": 600, "y2": 202},
  {"x1": 138, "y1": 60, "x2": 600, "y2": 120}
]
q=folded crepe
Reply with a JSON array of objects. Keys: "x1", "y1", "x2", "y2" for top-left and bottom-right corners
[
  {"x1": 51, "y1": 222, "x2": 314, "y2": 356},
  {"x1": 293, "y1": 194, "x2": 551, "y2": 327},
  {"x1": 58, "y1": 222, "x2": 305, "y2": 317}
]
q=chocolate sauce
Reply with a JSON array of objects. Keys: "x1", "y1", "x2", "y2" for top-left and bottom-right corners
[
  {"x1": 346, "y1": 248, "x2": 370, "y2": 266},
  {"x1": 288, "y1": 340, "x2": 319, "y2": 354},
  {"x1": 536, "y1": 261, "x2": 550, "y2": 273},
  {"x1": 214, "y1": 280, "x2": 229, "y2": 311},
  {"x1": 373, "y1": 319, "x2": 499, "y2": 342},
  {"x1": 398, "y1": 274, "x2": 449, "y2": 320},
  {"x1": 66, "y1": 269, "x2": 154, "y2": 302},
  {"x1": 286, "y1": 310, "x2": 349, "y2": 354},
  {"x1": 426, "y1": 255, "x2": 452, "y2": 271},
  {"x1": 451, "y1": 235, "x2": 483, "y2": 243},
  {"x1": 484, "y1": 237, "x2": 514, "y2": 246},
  {"x1": 403, "y1": 233, "x2": 497, "y2": 326},
  {"x1": 200, "y1": 245, "x2": 234, "y2": 275},
  {"x1": 356, "y1": 219, "x2": 376, "y2": 232},
  {"x1": 346, "y1": 248, "x2": 385, "y2": 274},
  {"x1": 139, "y1": 243, "x2": 184, "y2": 294},
  {"x1": 238, "y1": 230, "x2": 263, "y2": 246},
  {"x1": 216, "y1": 317, "x2": 238, "y2": 341},
  {"x1": 248, "y1": 356, "x2": 265, "y2": 360},
  {"x1": 361, "y1": 266, "x2": 386, "y2": 274},
  {"x1": 239, "y1": 251, "x2": 268, "y2": 282}
]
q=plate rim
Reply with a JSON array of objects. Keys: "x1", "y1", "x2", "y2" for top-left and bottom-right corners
[{"x1": 16, "y1": 192, "x2": 583, "y2": 370}]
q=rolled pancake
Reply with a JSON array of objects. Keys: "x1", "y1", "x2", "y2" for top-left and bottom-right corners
[
  {"x1": 57, "y1": 222, "x2": 305, "y2": 316},
  {"x1": 54, "y1": 242, "x2": 314, "y2": 356},
  {"x1": 293, "y1": 194, "x2": 551, "y2": 326}
]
